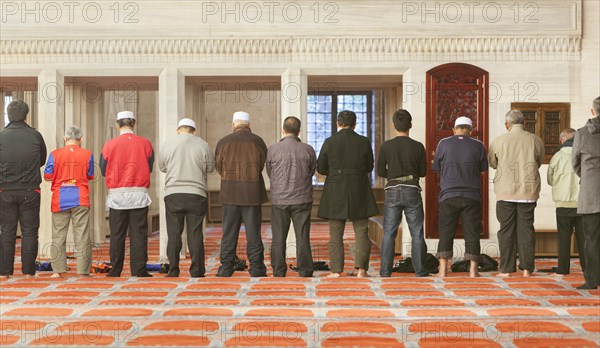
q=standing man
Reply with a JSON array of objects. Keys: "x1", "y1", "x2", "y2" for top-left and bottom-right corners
[
  {"x1": 266, "y1": 116, "x2": 316, "y2": 277},
  {"x1": 377, "y1": 109, "x2": 428, "y2": 277},
  {"x1": 0, "y1": 100, "x2": 47, "y2": 278},
  {"x1": 317, "y1": 110, "x2": 378, "y2": 278},
  {"x1": 100, "y1": 111, "x2": 154, "y2": 278},
  {"x1": 215, "y1": 111, "x2": 268, "y2": 277},
  {"x1": 547, "y1": 128, "x2": 585, "y2": 276},
  {"x1": 432, "y1": 117, "x2": 488, "y2": 278},
  {"x1": 159, "y1": 118, "x2": 215, "y2": 277},
  {"x1": 572, "y1": 96, "x2": 600, "y2": 290},
  {"x1": 44, "y1": 126, "x2": 94, "y2": 278},
  {"x1": 488, "y1": 110, "x2": 544, "y2": 277}
]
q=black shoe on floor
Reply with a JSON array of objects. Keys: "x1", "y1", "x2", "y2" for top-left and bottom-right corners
[
  {"x1": 576, "y1": 283, "x2": 597, "y2": 290},
  {"x1": 136, "y1": 272, "x2": 153, "y2": 278},
  {"x1": 217, "y1": 266, "x2": 234, "y2": 277},
  {"x1": 106, "y1": 273, "x2": 120, "y2": 277}
]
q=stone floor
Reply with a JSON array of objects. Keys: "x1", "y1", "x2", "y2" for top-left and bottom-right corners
[{"x1": 1, "y1": 223, "x2": 599, "y2": 347}]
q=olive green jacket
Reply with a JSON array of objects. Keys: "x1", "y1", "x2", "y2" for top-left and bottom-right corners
[{"x1": 547, "y1": 141, "x2": 579, "y2": 208}]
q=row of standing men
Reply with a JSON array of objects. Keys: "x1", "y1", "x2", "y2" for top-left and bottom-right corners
[{"x1": 0, "y1": 99, "x2": 598, "y2": 288}]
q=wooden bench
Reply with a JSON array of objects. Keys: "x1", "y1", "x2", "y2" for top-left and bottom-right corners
[
  {"x1": 368, "y1": 216, "x2": 402, "y2": 254},
  {"x1": 148, "y1": 209, "x2": 160, "y2": 234},
  {"x1": 534, "y1": 228, "x2": 580, "y2": 257}
]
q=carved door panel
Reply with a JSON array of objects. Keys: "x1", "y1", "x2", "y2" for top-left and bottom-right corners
[
  {"x1": 512, "y1": 103, "x2": 570, "y2": 164},
  {"x1": 425, "y1": 63, "x2": 489, "y2": 239}
]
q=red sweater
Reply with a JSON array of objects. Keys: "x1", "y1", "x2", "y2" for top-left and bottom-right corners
[{"x1": 100, "y1": 132, "x2": 154, "y2": 189}]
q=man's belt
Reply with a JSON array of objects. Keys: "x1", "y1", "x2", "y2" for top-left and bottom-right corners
[{"x1": 389, "y1": 175, "x2": 414, "y2": 182}]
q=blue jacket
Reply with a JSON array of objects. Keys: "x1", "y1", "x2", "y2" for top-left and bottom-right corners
[{"x1": 432, "y1": 135, "x2": 488, "y2": 203}]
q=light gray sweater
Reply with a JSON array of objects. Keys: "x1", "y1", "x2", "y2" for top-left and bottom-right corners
[{"x1": 159, "y1": 133, "x2": 215, "y2": 198}]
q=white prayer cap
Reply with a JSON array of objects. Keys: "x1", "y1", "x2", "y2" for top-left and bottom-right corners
[
  {"x1": 232, "y1": 111, "x2": 250, "y2": 122},
  {"x1": 454, "y1": 116, "x2": 473, "y2": 128},
  {"x1": 178, "y1": 118, "x2": 196, "y2": 129},
  {"x1": 117, "y1": 111, "x2": 135, "y2": 120}
]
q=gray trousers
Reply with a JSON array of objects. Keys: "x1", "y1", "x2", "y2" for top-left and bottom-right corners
[
  {"x1": 51, "y1": 206, "x2": 92, "y2": 274},
  {"x1": 328, "y1": 218, "x2": 371, "y2": 273},
  {"x1": 270, "y1": 202, "x2": 313, "y2": 277},
  {"x1": 496, "y1": 201, "x2": 536, "y2": 273},
  {"x1": 581, "y1": 213, "x2": 600, "y2": 287},
  {"x1": 165, "y1": 193, "x2": 208, "y2": 277},
  {"x1": 218, "y1": 205, "x2": 266, "y2": 277}
]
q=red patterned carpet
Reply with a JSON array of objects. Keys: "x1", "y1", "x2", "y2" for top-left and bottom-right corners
[{"x1": 1, "y1": 223, "x2": 599, "y2": 347}]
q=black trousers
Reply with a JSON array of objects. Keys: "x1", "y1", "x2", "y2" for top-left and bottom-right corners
[
  {"x1": 270, "y1": 202, "x2": 314, "y2": 277},
  {"x1": 437, "y1": 197, "x2": 482, "y2": 262},
  {"x1": 496, "y1": 201, "x2": 536, "y2": 273},
  {"x1": 218, "y1": 205, "x2": 266, "y2": 277},
  {"x1": 0, "y1": 190, "x2": 40, "y2": 275},
  {"x1": 164, "y1": 193, "x2": 208, "y2": 277},
  {"x1": 581, "y1": 212, "x2": 600, "y2": 287},
  {"x1": 108, "y1": 207, "x2": 149, "y2": 277},
  {"x1": 556, "y1": 208, "x2": 585, "y2": 274}
]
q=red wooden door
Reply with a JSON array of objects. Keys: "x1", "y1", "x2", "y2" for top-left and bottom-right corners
[{"x1": 425, "y1": 63, "x2": 489, "y2": 239}]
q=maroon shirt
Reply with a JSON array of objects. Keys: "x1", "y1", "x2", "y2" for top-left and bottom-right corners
[{"x1": 215, "y1": 126, "x2": 268, "y2": 206}]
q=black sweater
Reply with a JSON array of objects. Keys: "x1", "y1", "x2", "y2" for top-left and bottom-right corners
[{"x1": 376, "y1": 136, "x2": 427, "y2": 189}]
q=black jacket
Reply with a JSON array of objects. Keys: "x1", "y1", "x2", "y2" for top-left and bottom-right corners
[
  {"x1": 316, "y1": 128, "x2": 378, "y2": 220},
  {"x1": 0, "y1": 121, "x2": 47, "y2": 190}
]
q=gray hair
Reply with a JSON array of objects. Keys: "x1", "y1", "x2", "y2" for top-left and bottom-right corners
[
  {"x1": 505, "y1": 110, "x2": 525, "y2": 125},
  {"x1": 64, "y1": 126, "x2": 83, "y2": 140},
  {"x1": 559, "y1": 128, "x2": 576, "y2": 141},
  {"x1": 593, "y1": 96, "x2": 600, "y2": 116},
  {"x1": 233, "y1": 119, "x2": 250, "y2": 126}
]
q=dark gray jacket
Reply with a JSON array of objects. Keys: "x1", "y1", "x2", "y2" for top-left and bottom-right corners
[
  {"x1": 266, "y1": 135, "x2": 316, "y2": 205},
  {"x1": 573, "y1": 116, "x2": 600, "y2": 214},
  {"x1": 0, "y1": 121, "x2": 47, "y2": 190}
]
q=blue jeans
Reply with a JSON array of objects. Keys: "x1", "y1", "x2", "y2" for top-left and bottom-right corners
[{"x1": 380, "y1": 186, "x2": 428, "y2": 276}]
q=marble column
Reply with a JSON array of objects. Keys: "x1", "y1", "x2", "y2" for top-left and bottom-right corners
[
  {"x1": 36, "y1": 70, "x2": 65, "y2": 258},
  {"x1": 280, "y1": 68, "x2": 308, "y2": 258},
  {"x1": 158, "y1": 68, "x2": 185, "y2": 263},
  {"x1": 87, "y1": 87, "x2": 106, "y2": 246},
  {"x1": 401, "y1": 66, "x2": 430, "y2": 257}
]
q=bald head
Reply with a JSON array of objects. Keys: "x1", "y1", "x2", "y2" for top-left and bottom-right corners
[{"x1": 559, "y1": 128, "x2": 576, "y2": 143}]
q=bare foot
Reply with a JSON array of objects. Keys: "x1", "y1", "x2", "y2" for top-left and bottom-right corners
[
  {"x1": 437, "y1": 259, "x2": 448, "y2": 278},
  {"x1": 497, "y1": 272, "x2": 510, "y2": 278},
  {"x1": 523, "y1": 270, "x2": 532, "y2": 277},
  {"x1": 327, "y1": 272, "x2": 341, "y2": 278},
  {"x1": 0, "y1": 275, "x2": 9, "y2": 280},
  {"x1": 469, "y1": 261, "x2": 479, "y2": 278},
  {"x1": 357, "y1": 269, "x2": 370, "y2": 278},
  {"x1": 24, "y1": 274, "x2": 39, "y2": 278},
  {"x1": 50, "y1": 273, "x2": 61, "y2": 278},
  {"x1": 553, "y1": 273, "x2": 565, "y2": 277}
]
